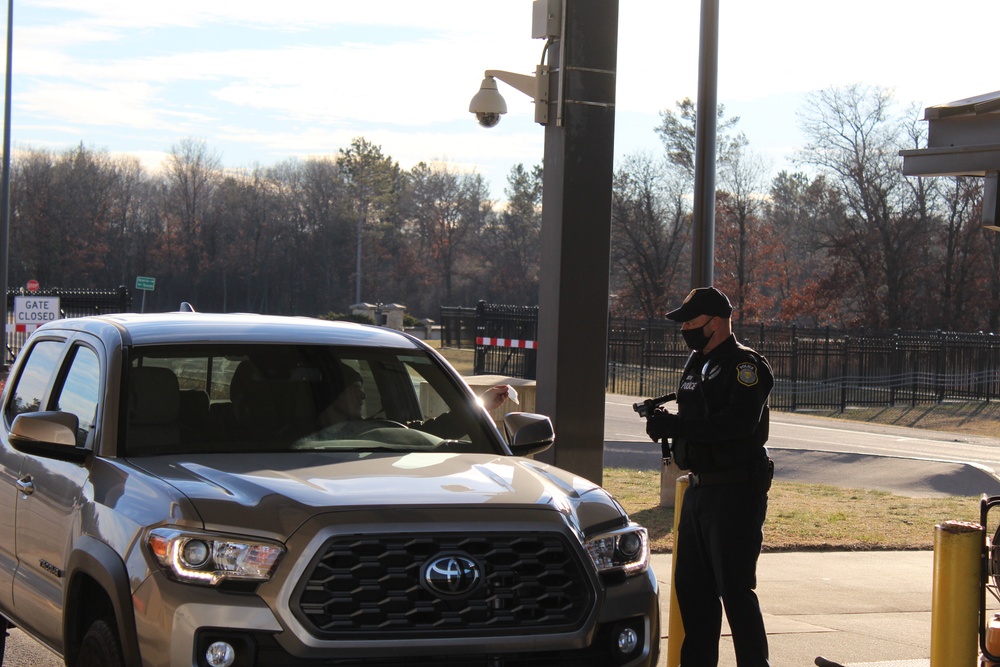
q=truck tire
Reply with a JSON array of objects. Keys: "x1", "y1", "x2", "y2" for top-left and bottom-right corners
[
  {"x1": 76, "y1": 618, "x2": 124, "y2": 667},
  {"x1": 1, "y1": 616, "x2": 7, "y2": 661}
]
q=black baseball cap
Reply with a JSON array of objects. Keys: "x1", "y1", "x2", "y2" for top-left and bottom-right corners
[{"x1": 665, "y1": 287, "x2": 733, "y2": 322}]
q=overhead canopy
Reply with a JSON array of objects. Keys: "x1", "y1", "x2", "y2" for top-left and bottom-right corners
[{"x1": 900, "y1": 90, "x2": 1000, "y2": 177}]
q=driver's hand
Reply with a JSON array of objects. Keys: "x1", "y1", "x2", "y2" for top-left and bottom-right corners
[{"x1": 481, "y1": 385, "x2": 510, "y2": 411}]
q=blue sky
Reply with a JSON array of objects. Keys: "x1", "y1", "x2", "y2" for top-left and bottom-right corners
[{"x1": 9, "y1": 1, "x2": 1000, "y2": 200}]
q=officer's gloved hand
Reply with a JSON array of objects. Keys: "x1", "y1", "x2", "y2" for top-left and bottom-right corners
[{"x1": 646, "y1": 408, "x2": 680, "y2": 443}]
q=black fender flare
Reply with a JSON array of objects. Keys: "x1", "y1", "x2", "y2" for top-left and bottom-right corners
[{"x1": 64, "y1": 535, "x2": 141, "y2": 666}]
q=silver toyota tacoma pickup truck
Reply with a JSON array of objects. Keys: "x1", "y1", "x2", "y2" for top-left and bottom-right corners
[{"x1": 0, "y1": 312, "x2": 659, "y2": 666}]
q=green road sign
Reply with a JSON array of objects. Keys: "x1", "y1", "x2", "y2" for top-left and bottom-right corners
[{"x1": 136, "y1": 276, "x2": 156, "y2": 291}]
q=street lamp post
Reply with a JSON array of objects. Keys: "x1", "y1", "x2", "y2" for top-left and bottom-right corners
[
  {"x1": 691, "y1": 0, "x2": 719, "y2": 289},
  {"x1": 0, "y1": 0, "x2": 12, "y2": 371}
]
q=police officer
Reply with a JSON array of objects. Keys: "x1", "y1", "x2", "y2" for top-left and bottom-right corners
[{"x1": 646, "y1": 286, "x2": 774, "y2": 667}]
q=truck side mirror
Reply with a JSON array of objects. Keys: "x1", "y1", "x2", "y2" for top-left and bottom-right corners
[
  {"x1": 503, "y1": 412, "x2": 554, "y2": 457},
  {"x1": 9, "y1": 411, "x2": 88, "y2": 463}
]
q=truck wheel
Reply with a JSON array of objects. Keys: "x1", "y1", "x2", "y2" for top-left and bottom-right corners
[
  {"x1": 76, "y1": 618, "x2": 124, "y2": 667},
  {"x1": 1, "y1": 616, "x2": 7, "y2": 661}
]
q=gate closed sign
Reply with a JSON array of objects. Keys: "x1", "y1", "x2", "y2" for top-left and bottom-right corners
[{"x1": 14, "y1": 296, "x2": 61, "y2": 332}]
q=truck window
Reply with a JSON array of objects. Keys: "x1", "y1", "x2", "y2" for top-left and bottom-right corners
[
  {"x1": 5, "y1": 339, "x2": 65, "y2": 424},
  {"x1": 53, "y1": 346, "x2": 101, "y2": 447}
]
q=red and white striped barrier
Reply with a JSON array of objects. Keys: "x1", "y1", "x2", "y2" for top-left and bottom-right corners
[{"x1": 476, "y1": 337, "x2": 538, "y2": 350}]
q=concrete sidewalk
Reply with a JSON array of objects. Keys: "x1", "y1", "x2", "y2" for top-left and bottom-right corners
[
  {"x1": 0, "y1": 550, "x2": 976, "y2": 667},
  {"x1": 651, "y1": 549, "x2": 979, "y2": 667}
]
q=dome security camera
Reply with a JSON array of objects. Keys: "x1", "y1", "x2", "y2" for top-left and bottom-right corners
[
  {"x1": 475, "y1": 111, "x2": 502, "y2": 129},
  {"x1": 469, "y1": 77, "x2": 507, "y2": 128}
]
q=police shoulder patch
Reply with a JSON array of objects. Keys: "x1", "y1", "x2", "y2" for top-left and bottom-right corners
[{"x1": 736, "y1": 362, "x2": 758, "y2": 387}]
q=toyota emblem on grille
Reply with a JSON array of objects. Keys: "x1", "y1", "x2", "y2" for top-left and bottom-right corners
[{"x1": 422, "y1": 554, "x2": 481, "y2": 596}]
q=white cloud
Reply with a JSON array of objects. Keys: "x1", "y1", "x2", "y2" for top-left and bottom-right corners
[
  {"x1": 9, "y1": 0, "x2": 1000, "y2": 200},
  {"x1": 18, "y1": 81, "x2": 165, "y2": 128},
  {"x1": 27, "y1": 0, "x2": 533, "y2": 36}
]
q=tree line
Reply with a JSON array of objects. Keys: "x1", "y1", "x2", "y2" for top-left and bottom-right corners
[
  {"x1": 8, "y1": 83, "x2": 1000, "y2": 332},
  {"x1": 614, "y1": 84, "x2": 1000, "y2": 332},
  {"x1": 10, "y1": 137, "x2": 542, "y2": 319}
]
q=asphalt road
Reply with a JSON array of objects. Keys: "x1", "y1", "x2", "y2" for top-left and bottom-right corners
[
  {"x1": 6, "y1": 396, "x2": 1000, "y2": 665},
  {"x1": 605, "y1": 393, "x2": 1000, "y2": 497}
]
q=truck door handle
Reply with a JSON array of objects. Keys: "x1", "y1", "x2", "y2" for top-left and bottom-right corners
[{"x1": 16, "y1": 475, "x2": 34, "y2": 496}]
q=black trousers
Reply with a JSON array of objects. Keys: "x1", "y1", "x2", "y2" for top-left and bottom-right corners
[{"x1": 674, "y1": 482, "x2": 770, "y2": 667}]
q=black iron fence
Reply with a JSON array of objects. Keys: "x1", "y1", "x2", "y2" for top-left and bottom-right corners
[
  {"x1": 5, "y1": 286, "x2": 132, "y2": 363},
  {"x1": 609, "y1": 320, "x2": 1000, "y2": 410},
  {"x1": 439, "y1": 306, "x2": 477, "y2": 349},
  {"x1": 445, "y1": 304, "x2": 1000, "y2": 411},
  {"x1": 471, "y1": 301, "x2": 538, "y2": 379}
]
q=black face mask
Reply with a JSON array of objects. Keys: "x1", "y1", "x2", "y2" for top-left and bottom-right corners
[{"x1": 682, "y1": 321, "x2": 712, "y2": 351}]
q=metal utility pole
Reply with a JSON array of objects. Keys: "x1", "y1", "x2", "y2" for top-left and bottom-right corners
[
  {"x1": 536, "y1": 0, "x2": 619, "y2": 485},
  {"x1": 691, "y1": 0, "x2": 719, "y2": 288},
  {"x1": 0, "y1": 0, "x2": 12, "y2": 370}
]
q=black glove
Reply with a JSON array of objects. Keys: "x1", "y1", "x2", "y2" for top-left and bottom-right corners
[{"x1": 646, "y1": 408, "x2": 680, "y2": 443}]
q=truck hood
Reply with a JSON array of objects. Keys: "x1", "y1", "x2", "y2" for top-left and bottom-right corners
[{"x1": 130, "y1": 452, "x2": 628, "y2": 540}]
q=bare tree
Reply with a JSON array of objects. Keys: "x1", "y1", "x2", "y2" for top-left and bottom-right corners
[
  {"x1": 715, "y1": 135, "x2": 773, "y2": 322},
  {"x1": 162, "y1": 139, "x2": 222, "y2": 305},
  {"x1": 765, "y1": 171, "x2": 844, "y2": 324},
  {"x1": 289, "y1": 157, "x2": 354, "y2": 312},
  {"x1": 474, "y1": 163, "x2": 542, "y2": 306},
  {"x1": 609, "y1": 152, "x2": 689, "y2": 319},
  {"x1": 105, "y1": 154, "x2": 148, "y2": 287},
  {"x1": 406, "y1": 162, "x2": 478, "y2": 306},
  {"x1": 796, "y1": 84, "x2": 935, "y2": 328}
]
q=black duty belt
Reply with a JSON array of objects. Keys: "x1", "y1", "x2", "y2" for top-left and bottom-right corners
[
  {"x1": 687, "y1": 469, "x2": 752, "y2": 487},
  {"x1": 687, "y1": 458, "x2": 774, "y2": 489}
]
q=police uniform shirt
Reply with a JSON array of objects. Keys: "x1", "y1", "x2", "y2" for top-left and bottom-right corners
[{"x1": 674, "y1": 334, "x2": 774, "y2": 473}]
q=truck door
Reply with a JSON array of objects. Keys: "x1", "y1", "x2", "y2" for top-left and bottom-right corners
[
  {"x1": 0, "y1": 337, "x2": 66, "y2": 615},
  {"x1": 11, "y1": 340, "x2": 100, "y2": 651},
  {"x1": 0, "y1": 414, "x2": 24, "y2": 614}
]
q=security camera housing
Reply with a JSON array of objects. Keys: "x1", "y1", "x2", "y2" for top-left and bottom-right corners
[
  {"x1": 475, "y1": 112, "x2": 502, "y2": 128},
  {"x1": 469, "y1": 77, "x2": 507, "y2": 128},
  {"x1": 470, "y1": 68, "x2": 550, "y2": 128}
]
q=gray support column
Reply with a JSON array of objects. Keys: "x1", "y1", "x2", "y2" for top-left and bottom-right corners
[
  {"x1": 691, "y1": 0, "x2": 719, "y2": 288},
  {"x1": 0, "y1": 0, "x2": 12, "y2": 370},
  {"x1": 536, "y1": 0, "x2": 619, "y2": 485}
]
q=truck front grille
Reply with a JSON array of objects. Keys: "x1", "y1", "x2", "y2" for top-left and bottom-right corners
[{"x1": 295, "y1": 532, "x2": 594, "y2": 639}]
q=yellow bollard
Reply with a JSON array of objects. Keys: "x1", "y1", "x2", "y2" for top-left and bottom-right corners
[
  {"x1": 930, "y1": 520, "x2": 983, "y2": 667},
  {"x1": 666, "y1": 473, "x2": 690, "y2": 667}
]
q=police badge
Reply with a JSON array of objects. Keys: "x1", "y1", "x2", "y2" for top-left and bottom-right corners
[{"x1": 737, "y1": 362, "x2": 758, "y2": 387}]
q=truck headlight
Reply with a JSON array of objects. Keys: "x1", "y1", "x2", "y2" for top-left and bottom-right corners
[
  {"x1": 584, "y1": 523, "x2": 649, "y2": 576},
  {"x1": 147, "y1": 528, "x2": 285, "y2": 586}
]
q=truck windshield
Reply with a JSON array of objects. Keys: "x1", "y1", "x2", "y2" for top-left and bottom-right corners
[{"x1": 124, "y1": 344, "x2": 500, "y2": 456}]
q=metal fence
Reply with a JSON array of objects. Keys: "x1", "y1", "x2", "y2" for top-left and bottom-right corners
[
  {"x1": 439, "y1": 306, "x2": 477, "y2": 349},
  {"x1": 5, "y1": 286, "x2": 132, "y2": 363},
  {"x1": 472, "y1": 301, "x2": 538, "y2": 379},
  {"x1": 440, "y1": 303, "x2": 539, "y2": 377},
  {"x1": 445, "y1": 305, "x2": 1000, "y2": 411},
  {"x1": 608, "y1": 321, "x2": 1000, "y2": 410}
]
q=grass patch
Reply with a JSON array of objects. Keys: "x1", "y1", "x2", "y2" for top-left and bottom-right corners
[
  {"x1": 784, "y1": 402, "x2": 1000, "y2": 438},
  {"x1": 430, "y1": 342, "x2": 475, "y2": 376},
  {"x1": 603, "y1": 467, "x2": 979, "y2": 553}
]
